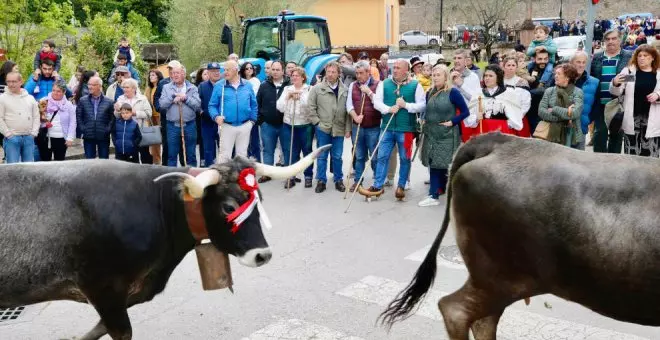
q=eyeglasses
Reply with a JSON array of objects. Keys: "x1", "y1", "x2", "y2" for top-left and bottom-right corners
[{"x1": 245, "y1": 67, "x2": 253, "y2": 70}]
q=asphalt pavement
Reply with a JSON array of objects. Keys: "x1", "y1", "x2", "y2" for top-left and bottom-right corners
[{"x1": 0, "y1": 139, "x2": 658, "y2": 340}]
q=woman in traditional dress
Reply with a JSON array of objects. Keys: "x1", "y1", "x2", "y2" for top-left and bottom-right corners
[
  {"x1": 464, "y1": 64, "x2": 523, "y2": 137},
  {"x1": 418, "y1": 64, "x2": 469, "y2": 207},
  {"x1": 503, "y1": 56, "x2": 532, "y2": 137}
]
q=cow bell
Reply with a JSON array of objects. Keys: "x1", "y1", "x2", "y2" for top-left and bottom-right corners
[{"x1": 194, "y1": 243, "x2": 233, "y2": 292}]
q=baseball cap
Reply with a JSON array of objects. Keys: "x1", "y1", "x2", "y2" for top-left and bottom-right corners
[
  {"x1": 167, "y1": 60, "x2": 182, "y2": 69},
  {"x1": 114, "y1": 66, "x2": 130, "y2": 74},
  {"x1": 207, "y1": 62, "x2": 222, "y2": 70}
]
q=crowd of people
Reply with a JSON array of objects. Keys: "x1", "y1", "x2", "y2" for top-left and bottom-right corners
[{"x1": 0, "y1": 26, "x2": 658, "y2": 207}]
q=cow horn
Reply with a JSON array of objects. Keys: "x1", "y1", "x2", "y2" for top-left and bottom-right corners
[
  {"x1": 254, "y1": 144, "x2": 331, "y2": 179},
  {"x1": 153, "y1": 170, "x2": 221, "y2": 199}
]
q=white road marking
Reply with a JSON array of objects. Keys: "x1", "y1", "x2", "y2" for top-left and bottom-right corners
[
  {"x1": 241, "y1": 319, "x2": 365, "y2": 340},
  {"x1": 405, "y1": 245, "x2": 467, "y2": 270},
  {"x1": 336, "y1": 276, "x2": 649, "y2": 340}
]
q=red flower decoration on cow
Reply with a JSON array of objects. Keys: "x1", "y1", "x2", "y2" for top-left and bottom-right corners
[{"x1": 226, "y1": 168, "x2": 272, "y2": 234}]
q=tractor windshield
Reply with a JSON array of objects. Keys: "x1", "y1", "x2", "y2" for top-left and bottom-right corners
[{"x1": 243, "y1": 20, "x2": 329, "y2": 64}]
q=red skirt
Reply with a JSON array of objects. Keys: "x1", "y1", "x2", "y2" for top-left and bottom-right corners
[
  {"x1": 514, "y1": 116, "x2": 531, "y2": 138},
  {"x1": 461, "y1": 119, "x2": 517, "y2": 142}
]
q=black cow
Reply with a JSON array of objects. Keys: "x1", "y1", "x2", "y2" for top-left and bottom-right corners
[
  {"x1": 0, "y1": 145, "x2": 328, "y2": 340},
  {"x1": 380, "y1": 133, "x2": 660, "y2": 339}
]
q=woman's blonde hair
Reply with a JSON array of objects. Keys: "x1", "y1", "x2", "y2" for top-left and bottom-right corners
[
  {"x1": 291, "y1": 66, "x2": 307, "y2": 83},
  {"x1": 431, "y1": 64, "x2": 452, "y2": 92}
]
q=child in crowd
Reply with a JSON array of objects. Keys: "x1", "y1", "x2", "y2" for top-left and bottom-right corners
[
  {"x1": 418, "y1": 63, "x2": 432, "y2": 92},
  {"x1": 526, "y1": 25, "x2": 557, "y2": 64},
  {"x1": 112, "y1": 103, "x2": 142, "y2": 163},
  {"x1": 113, "y1": 37, "x2": 136, "y2": 65},
  {"x1": 33, "y1": 39, "x2": 61, "y2": 72}
]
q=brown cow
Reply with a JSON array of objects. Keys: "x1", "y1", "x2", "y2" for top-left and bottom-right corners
[{"x1": 380, "y1": 132, "x2": 660, "y2": 339}]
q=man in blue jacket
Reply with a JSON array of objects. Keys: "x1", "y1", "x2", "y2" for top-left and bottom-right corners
[
  {"x1": 208, "y1": 60, "x2": 258, "y2": 164},
  {"x1": 198, "y1": 62, "x2": 223, "y2": 166},
  {"x1": 75, "y1": 77, "x2": 115, "y2": 159},
  {"x1": 25, "y1": 59, "x2": 70, "y2": 101}
]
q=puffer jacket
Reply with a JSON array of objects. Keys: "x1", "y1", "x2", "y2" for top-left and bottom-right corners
[
  {"x1": 76, "y1": 94, "x2": 115, "y2": 141},
  {"x1": 308, "y1": 80, "x2": 350, "y2": 137},
  {"x1": 575, "y1": 72, "x2": 599, "y2": 134},
  {"x1": 112, "y1": 118, "x2": 142, "y2": 155},
  {"x1": 208, "y1": 79, "x2": 258, "y2": 126}
]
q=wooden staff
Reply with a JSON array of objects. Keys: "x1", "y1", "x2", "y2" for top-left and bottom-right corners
[
  {"x1": 286, "y1": 96, "x2": 297, "y2": 191},
  {"x1": 344, "y1": 92, "x2": 366, "y2": 199},
  {"x1": 478, "y1": 95, "x2": 484, "y2": 135},
  {"x1": 177, "y1": 103, "x2": 188, "y2": 166},
  {"x1": 217, "y1": 84, "x2": 225, "y2": 163}
]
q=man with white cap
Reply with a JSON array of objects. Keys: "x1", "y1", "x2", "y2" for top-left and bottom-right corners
[{"x1": 154, "y1": 60, "x2": 185, "y2": 165}]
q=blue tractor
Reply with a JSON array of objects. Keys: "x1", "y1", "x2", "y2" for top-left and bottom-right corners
[{"x1": 221, "y1": 10, "x2": 339, "y2": 84}]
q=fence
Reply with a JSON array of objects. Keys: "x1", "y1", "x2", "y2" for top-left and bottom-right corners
[{"x1": 400, "y1": 28, "x2": 522, "y2": 47}]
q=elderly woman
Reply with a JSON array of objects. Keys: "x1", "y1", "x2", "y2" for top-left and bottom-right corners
[
  {"x1": 114, "y1": 78, "x2": 154, "y2": 164},
  {"x1": 610, "y1": 44, "x2": 660, "y2": 157},
  {"x1": 418, "y1": 64, "x2": 469, "y2": 207},
  {"x1": 276, "y1": 66, "x2": 313, "y2": 189},
  {"x1": 41, "y1": 82, "x2": 76, "y2": 161},
  {"x1": 537, "y1": 64, "x2": 585, "y2": 147},
  {"x1": 570, "y1": 51, "x2": 599, "y2": 150},
  {"x1": 464, "y1": 64, "x2": 524, "y2": 138},
  {"x1": 503, "y1": 56, "x2": 532, "y2": 137}
]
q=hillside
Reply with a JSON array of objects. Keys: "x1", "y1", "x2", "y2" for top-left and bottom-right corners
[{"x1": 400, "y1": 0, "x2": 659, "y2": 31}]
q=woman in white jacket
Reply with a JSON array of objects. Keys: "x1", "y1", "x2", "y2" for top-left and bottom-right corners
[
  {"x1": 464, "y1": 64, "x2": 523, "y2": 138},
  {"x1": 276, "y1": 67, "x2": 313, "y2": 189},
  {"x1": 610, "y1": 44, "x2": 660, "y2": 157},
  {"x1": 114, "y1": 78, "x2": 154, "y2": 164}
]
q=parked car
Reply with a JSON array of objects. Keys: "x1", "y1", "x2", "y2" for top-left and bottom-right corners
[
  {"x1": 399, "y1": 30, "x2": 442, "y2": 47},
  {"x1": 554, "y1": 35, "x2": 586, "y2": 63}
]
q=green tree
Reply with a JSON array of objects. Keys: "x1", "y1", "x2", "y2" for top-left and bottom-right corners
[
  {"x1": 0, "y1": 0, "x2": 75, "y2": 77},
  {"x1": 166, "y1": 0, "x2": 312, "y2": 71},
  {"x1": 70, "y1": 8, "x2": 155, "y2": 85}
]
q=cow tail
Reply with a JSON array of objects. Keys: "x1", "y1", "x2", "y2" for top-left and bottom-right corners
[
  {"x1": 378, "y1": 134, "x2": 495, "y2": 330},
  {"x1": 378, "y1": 185, "x2": 452, "y2": 329}
]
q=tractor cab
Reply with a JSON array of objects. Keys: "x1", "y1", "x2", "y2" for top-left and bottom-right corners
[{"x1": 222, "y1": 10, "x2": 338, "y2": 83}]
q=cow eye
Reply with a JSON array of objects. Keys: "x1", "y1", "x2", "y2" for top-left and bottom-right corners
[{"x1": 222, "y1": 203, "x2": 236, "y2": 215}]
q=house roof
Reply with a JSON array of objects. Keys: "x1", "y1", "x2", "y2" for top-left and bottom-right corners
[{"x1": 140, "y1": 43, "x2": 178, "y2": 63}]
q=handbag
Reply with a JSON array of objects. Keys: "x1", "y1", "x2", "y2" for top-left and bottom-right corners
[
  {"x1": 138, "y1": 115, "x2": 162, "y2": 147},
  {"x1": 533, "y1": 120, "x2": 551, "y2": 140},
  {"x1": 604, "y1": 96, "x2": 624, "y2": 134},
  {"x1": 37, "y1": 110, "x2": 58, "y2": 146}
]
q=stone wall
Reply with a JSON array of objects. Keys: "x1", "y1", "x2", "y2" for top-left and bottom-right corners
[{"x1": 400, "y1": 0, "x2": 660, "y2": 32}]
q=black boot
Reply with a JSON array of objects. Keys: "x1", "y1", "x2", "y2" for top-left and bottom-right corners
[
  {"x1": 315, "y1": 181, "x2": 326, "y2": 193},
  {"x1": 335, "y1": 181, "x2": 346, "y2": 192}
]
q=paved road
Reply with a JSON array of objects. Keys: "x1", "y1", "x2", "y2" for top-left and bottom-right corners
[{"x1": 0, "y1": 139, "x2": 658, "y2": 339}]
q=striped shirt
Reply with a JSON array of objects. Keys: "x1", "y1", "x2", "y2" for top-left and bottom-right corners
[{"x1": 599, "y1": 54, "x2": 620, "y2": 104}]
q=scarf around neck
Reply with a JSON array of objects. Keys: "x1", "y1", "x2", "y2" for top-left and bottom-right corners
[
  {"x1": 556, "y1": 84, "x2": 575, "y2": 109},
  {"x1": 46, "y1": 92, "x2": 69, "y2": 113}
]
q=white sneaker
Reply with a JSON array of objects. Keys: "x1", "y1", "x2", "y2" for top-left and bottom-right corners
[{"x1": 418, "y1": 196, "x2": 440, "y2": 207}]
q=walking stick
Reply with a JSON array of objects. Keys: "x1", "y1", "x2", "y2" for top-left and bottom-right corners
[
  {"x1": 286, "y1": 96, "x2": 297, "y2": 191},
  {"x1": 345, "y1": 112, "x2": 396, "y2": 213},
  {"x1": 217, "y1": 84, "x2": 225, "y2": 163},
  {"x1": 178, "y1": 102, "x2": 187, "y2": 166},
  {"x1": 478, "y1": 95, "x2": 484, "y2": 135},
  {"x1": 344, "y1": 93, "x2": 366, "y2": 199}
]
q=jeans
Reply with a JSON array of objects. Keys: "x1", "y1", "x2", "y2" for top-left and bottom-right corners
[
  {"x1": 166, "y1": 120, "x2": 197, "y2": 167},
  {"x1": 161, "y1": 113, "x2": 184, "y2": 166},
  {"x1": 429, "y1": 168, "x2": 448, "y2": 199},
  {"x1": 315, "y1": 127, "x2": 344, "y2": 184},
  {"x1": 83, "y1": 139, "x2": 110, "y2": 159},
  {"x1": 201, "y1": 119, "x2": 218, "y2": 166},
  {"x1": 352, "y1": 126, "x2": 379, "y2": 182},
  {"x1": 281, "y1": 123, "x2": 313, "y2": 179},
  {"x1": 248, "y1": 123, "x2": 261, "y2": 162},
  {"x1": 4, "y1": 135, "x2": 35, "y2": 163},
  {"x1": 261, "y1": 122, "x2": 284, "y2": 166},
  {"x1": 196, "y1": 113, "x2": 205, "y2": 164},
  {"x1": 374, "y1": 131, "x2": 412, "y2": 189}
]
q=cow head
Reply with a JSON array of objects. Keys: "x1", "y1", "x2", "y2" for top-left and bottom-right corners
[{"x1": 154, "y1": 145, "x2": 330, "y2": 268}]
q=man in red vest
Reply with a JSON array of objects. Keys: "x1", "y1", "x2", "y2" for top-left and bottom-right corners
[{"x1": 346, "y1": 61, "x2": 381, "y2": 192}]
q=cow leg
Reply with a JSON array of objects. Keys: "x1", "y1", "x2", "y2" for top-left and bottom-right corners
[
  {"x1": 86, "y1": 292, "x2": 132, "y2": 340},
  {"x1": 470, "y1": 309, "x2": 504, "y2": 340},
  {"x1": 438, "y1": 280, "x2": 506, "y2": 340},
  {"x1": 79, "y1": 320, "x2": 107, "y2": 340}
]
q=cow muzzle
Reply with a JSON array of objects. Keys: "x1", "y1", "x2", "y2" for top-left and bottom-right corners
[{"x1": 238, "y1": 247, "x2": 273, "y2": 267}]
